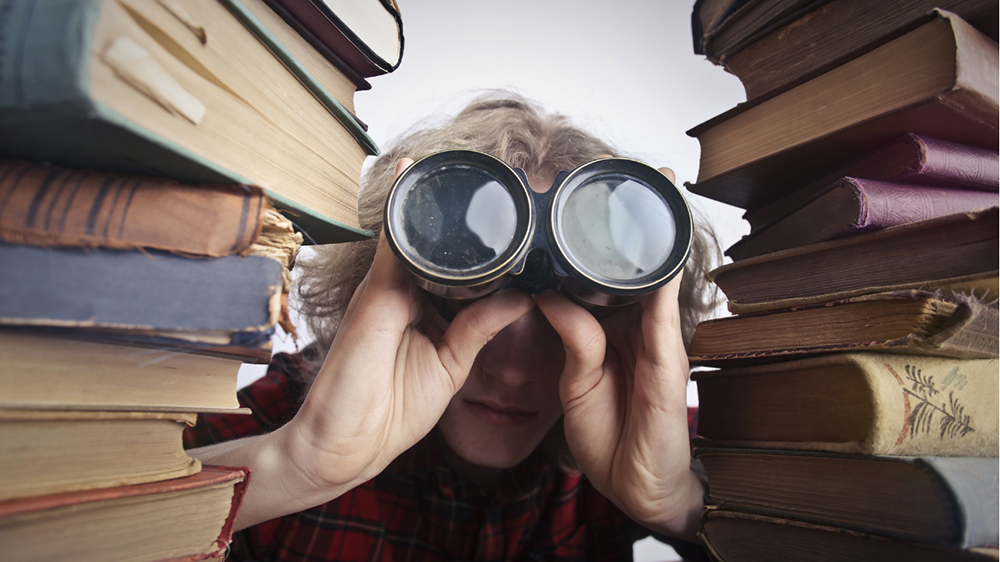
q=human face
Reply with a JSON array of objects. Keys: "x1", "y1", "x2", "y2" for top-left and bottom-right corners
[{"x1": 435, "y1": 172, "x2": 566, "y2": 475}]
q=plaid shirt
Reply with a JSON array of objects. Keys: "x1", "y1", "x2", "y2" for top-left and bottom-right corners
[{"x1": 184, "y1": 352, "x2": 708, "y2": 562}]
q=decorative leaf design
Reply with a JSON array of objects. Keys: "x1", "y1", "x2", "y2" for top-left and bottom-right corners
[{"x1": 902, "y1": 365, "x2": 974, "y2": 441}]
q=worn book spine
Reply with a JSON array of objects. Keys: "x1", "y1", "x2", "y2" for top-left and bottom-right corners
[
  {"x1": 0, "y1": 159, "x2": 267, "y2": 257},
  {"x1": 744, "y1": 133, "x2": 1000, "y2": 231},
  {"x1": 0, "y1": 243, "x2": 282, "y2": 346},
  {"x1": 727, "y1": 179, "x2": 999, "y2": 259},
  {"x1": 695, "y1": 353, "x2": 999, "y2": 456},
  {"x1": 688, "y1": 290, "x2": 1000, "y2": 366},
  {"x1": 711, "y1": 207, "x2": 999, "y2": 314}
]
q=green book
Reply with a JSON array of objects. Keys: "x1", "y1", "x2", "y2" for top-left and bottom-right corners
[{"x1": 0, "y1": 0, "x2": 377, "y2": 243}]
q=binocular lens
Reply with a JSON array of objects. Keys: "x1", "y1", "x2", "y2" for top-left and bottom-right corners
[{"x1": 556, "y1": 175, "x2": 676, "y2": 282}]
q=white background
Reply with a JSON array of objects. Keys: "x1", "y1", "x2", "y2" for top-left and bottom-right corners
[{"x1": 249, "y1": 2, "x2": 749, "y2": 559}]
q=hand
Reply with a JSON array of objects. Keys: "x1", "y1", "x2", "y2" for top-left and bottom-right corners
[
  {"x1": 535, "y1": 166, "x2": 705, "y2": 541},
  {"x1": 192, "y1": 159, "x2": 534, "y2": 529}
]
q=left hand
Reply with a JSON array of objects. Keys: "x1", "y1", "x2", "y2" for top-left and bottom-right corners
[{"x1": 535, "y1": 167, "x2": 705, "y2": 541}]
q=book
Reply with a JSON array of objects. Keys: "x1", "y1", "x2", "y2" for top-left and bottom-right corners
[
  {"x1": 692, "y1": 352, "x2": 999, "y2": 456},
  {"x1": 0, "y1": 242, "x2": 284, "y2": 348},
  {"x1": 743, "y1": 134, "x2": 1000, "y2": 231},
  {"x1": 239, "y1": 0, "x2": 371, "y2": 105},
  {"x1": 0, "y1": 330, "x2": 249, "y2": 412},
  {"x1": 695, "y1": 0, "x2": 830, "y2": 64},
  {"x1": 685, "y1": 10, "x2": 999, "y2": 209},
  {"x1": 0, "y1": 409, "x2": 199, "y2": 501},
  {"x1": 688, "y1": 291, "x2": 999, "y2": 367},
  {"x1": 0, "y1": 158, "x2": 302, "y2": 260},
  {"x1": 725, "y1": 179, "x2": 999, "y2": 260},
  {"x1": 696, "y1": 449, "x2": 999, "y2": 547},
  {"x1": 0, "y1": 465, "x2": 249, "y2": 562},
  {"x1": 709, "y1": 207, "x2": 999, "y2": 314},
  {"x1": 266, "y1": 0, "x2": 403, "y2": 77},
  {"x1": 0, "y1": 0, "x2": 378, "y2": 244},
  {"x1": 718, "y1": 0, "x2": 999, "y2": 100},
  {"x1": 699, "y1": 509, "x2": 1000, "y2": 562}
]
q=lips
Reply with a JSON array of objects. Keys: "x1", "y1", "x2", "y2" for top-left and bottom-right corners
[{"x1": 464, "y1": 399, "x2": 537, "y2": 426}]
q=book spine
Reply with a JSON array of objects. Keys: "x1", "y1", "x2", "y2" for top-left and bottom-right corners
[
  {"x1": 0, "y1": 0, "x2": 101, "y2": 111},
  {"x1": 851, "y1": 179, "x2": 999, "y2": 232},
  {"x1": 912, "y1": 135, "x2": 1000, "y2": 189},
  {"x1": 861, "y1": 354, "x2": 998, "y2": 456},
  {"x1": 919, "y1": 457, "x2": 1000, "y2": 548}
]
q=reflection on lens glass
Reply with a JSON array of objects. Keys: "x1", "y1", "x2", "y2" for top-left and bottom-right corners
[
  {"x1": 560, "y1": 176, "x2": 675, "y2": 281},
  {"x1": 399, "y1": 166, "x2": 518, "y2": 273}
]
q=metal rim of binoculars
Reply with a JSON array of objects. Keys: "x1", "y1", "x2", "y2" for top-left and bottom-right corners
[{"x1": 384, "y1": 150, "x2": 692, "y2": 307}]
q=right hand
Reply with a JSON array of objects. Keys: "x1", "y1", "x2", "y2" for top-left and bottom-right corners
[{"x1": 280, "y1": 159, "x2": 535, "y2": 493}]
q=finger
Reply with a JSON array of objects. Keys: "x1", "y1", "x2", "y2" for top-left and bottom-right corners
[
  {"x1": 658, "y1": 166, "x2": 677, "y2": 184},
  {"x1": 435, "y1": 289, "x2": 535, "y2": 390},
  {"x1": 395, "y1": 157, "x2": 415, "y2": 179},
  {"x1": 535, "y1": 290, "x2": 607, "y2": 403}
]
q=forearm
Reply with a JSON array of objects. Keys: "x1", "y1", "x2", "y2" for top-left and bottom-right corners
[
  {"x1": 187, "y1": 425, "x2": 360, "y2": 531},
  {"x1": 637, "y1": 468, "x2": 707, "y2": 544}
]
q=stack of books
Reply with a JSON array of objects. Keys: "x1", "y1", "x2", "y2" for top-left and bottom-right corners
[
  {"x1": 685, "y1": 2, "x2": 999, "y2": 560},
  {"x1": 0, "y1": 0, "x2": 403, "y2": 559}
]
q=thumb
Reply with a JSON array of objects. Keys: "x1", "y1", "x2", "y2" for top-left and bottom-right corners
[{"x1": 435, "y1": 289, "x2": 535, "y2": 389}]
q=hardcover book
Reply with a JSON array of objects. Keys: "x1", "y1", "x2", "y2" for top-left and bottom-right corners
[
  {"x1": 692, "y1": 352, "x2": 999, "y2": 456},
  {"x1": 0, "y1": 465, "x2": 249, "y2": 562},
  {"x1": 0, "y1": 409, "x2": 199, "y2": 501},
  {"x1": 0, "y1": 243, "x2": 284, "y2": 348},
  {"x1": 0, "y1": 0, "x2": 377, "y2": 243},
  {"x1": 699, "y1": 509, "x2": 1000, "y2": 562},
  {"x1": 709, "y1": 207, "x2": 998, "y2": 314},
  {"x1": 743, "y1": 134, "x2": 1000, "y2": 231},
  {"x1": 718, "y1": 0, "x2": 999, "y2": 100},
  {"x1": 688, "y1": 290, "x2": 999, "y2": 367},
  {"x1": 725, "y1": 179, "x2": 998, "y2": 260},
  {"x1": 686, "y1": 10, "x2": 998, "y2": 209},
  {"x1": 0, "y1": 330, "x2": 247, "y2": 412},
  {"x1": 695, "y1": 450, "x2": 999, "y2": 548}
]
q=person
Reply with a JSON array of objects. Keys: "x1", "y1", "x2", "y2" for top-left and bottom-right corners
[{"x1": 184, "y1": 93, "x2": 720, "y2": 561}]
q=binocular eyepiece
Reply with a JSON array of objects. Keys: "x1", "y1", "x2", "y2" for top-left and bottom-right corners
[{"x1": 384, "y1": 150, "x2": 692, "y2": 307}]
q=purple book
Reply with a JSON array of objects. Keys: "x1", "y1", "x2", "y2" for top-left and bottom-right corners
[
  {"x1": 744, "y1": 134, "x2": 1000, "y2": 231},
  {"x1": 726, "y1": 178, "x2": 1000, "y2": 260}
]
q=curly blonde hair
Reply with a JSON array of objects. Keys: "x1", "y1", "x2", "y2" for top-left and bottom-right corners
[{"x1": 294, "y1": 92, "x2": 720, "y2": 375}]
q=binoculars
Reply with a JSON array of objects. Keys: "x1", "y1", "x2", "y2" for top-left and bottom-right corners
[{"x1": 384, "y1": 150, "x2": 692, "y2": 308}]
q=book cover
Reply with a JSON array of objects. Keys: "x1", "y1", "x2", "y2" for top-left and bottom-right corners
[
  {"x1": 0, "y1": 409, "x2": 200, "y2": 501},
  {"x1": 726, "y1": 179, "x2": 998, "y2": 260},
  {"x1": 695, "y1": 449, "x2": 999, "y2": 547},
  {"x1": 686, "y1": 10, "x2": 999, "y2": 209},
  {"x1": 720, "y1": 0, "x2": 999, "y2": 100},
  {"x1": 0, "y1": 243, "x2": 284, "y2": 348},
  {"x1": 0, "y1": 465, "x2": 250, "y2": 562},
  {"x1": 699, "y1": 509, "x2": 1000, "y2": 562},
  {"x1": 266, "y1": 0, "x2": 404, "y2": 77},
  {"x1": 710, "y1": 207, "x2": 998, "y2": 314},
  {"x1": 0, "y1": 0, "x2": 374, "y2": 244},
  {"x1": 743, "y1": 134, "x2": 1000, "y2": 231},
  {"x1": 688, "y1": 290, "x2": 1000, "y2": 367},
  {"x1": 692, "y1": 352, "x2": 999, "y2": 456}
]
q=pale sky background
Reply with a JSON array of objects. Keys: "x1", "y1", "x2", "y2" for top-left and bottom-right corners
[{"x1": 248, "y1": 3, "x2": 749, "y2": 558}]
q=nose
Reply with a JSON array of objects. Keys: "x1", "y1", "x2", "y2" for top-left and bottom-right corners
[{"x1": 477, "y1": 307, "x2": 565, "y2": 388}]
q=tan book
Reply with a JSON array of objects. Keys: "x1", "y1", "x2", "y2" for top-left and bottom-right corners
[
  {"x1": 0, "y1": 409, "x2": 199, "y2": 501},
  {"x1": 693, "y1": 353, "x2": 999, "y2": 456},
  {"x1": 0, "y1": 465, "x2": 248, "y2": 562},
  {"x1": 0, "y1": 331, "x2": 249, "y2": 412}
]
